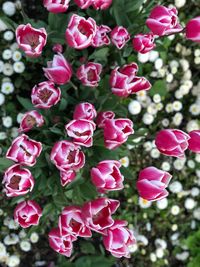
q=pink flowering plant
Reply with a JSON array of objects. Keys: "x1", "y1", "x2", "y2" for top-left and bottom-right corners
[{"x1": 0, "y1": 0, "x2": 200, "y2": 266}]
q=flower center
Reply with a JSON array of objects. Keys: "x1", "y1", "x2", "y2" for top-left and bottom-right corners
[
  {"x1": 38, "y1": 88, "x2": 53, "y2": 103},
  {"x1": 9, "y1": 175, "x2": 21, "y2": 190}
]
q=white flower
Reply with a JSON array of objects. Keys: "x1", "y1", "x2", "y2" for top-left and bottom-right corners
[
  {"x1": 173, "y1": 101, "x2": 182, "y2": 111},
  {"x1": 175, "y1": 90, "x2": 183, "y2": 99},
  {"x1": 176, "y1": 251, "x2": 189, "y2": 262},
  {"x1": 170, "y1": 60, "x2": 179, "y2": 68},
  {"x1": 139, "y1": 197, "x2": 152, "y2": 209},
  {"x1": 179, "y1": 84, "x2": 189, "y2": 95},
  {"x1": 2, "y1": 116, "x2": 12, "y2": 128},
  {"x1": 173, "y1": 112, "x2": 183, "y2": 126},
  {"x1": 155, "y1": 239, "x2": 167, "y2": 249},
  {"x1": 0, "y1": 60, "x2": 4, "y2": 73},
  {"x1": 156, "y1": 103, "x2": 163, "y2": 111},
  {"x1": 2, "y1": 49, "x2": 12, "y2": 60},
  {"x1": 129, "y1": 243, "x2": 138, "y2": 253},
  {"x1": 162, "y1": 118, "x2": 169, "y2": 127},
  {"x1": 6, "y1": 255, "x2": 20, "y2": 267},
  {"x1": 171, "y1": 224, "x2": 178, "y2": 231},
  {"x1": 3, "y1": 63, "x2": 13, "y2": 76},
  {"x1": 180, "y1": 59, "x2": 189, "y2": 71},
  {"x1": 12, "y1": 51, "x2": 22, "y2": 62},
  {"x1": 0, "y1": 132, "x2": 7, "y2": 140},
  {"x1": 0, "y1": 93, "x2": 5, "y2": 105},
  {"x1": 171, "y1": 205, "x2": 180, "y2": 215},
  {"x1": 0, "y1": 242, "x2": 6, "y2": 256},
  {"x1": 20, "y1": 240, "x2": 31, "y2": 252},
  {"x1": 191, "y1": 187, "x2": 199, "y2": 197},
  {"x1": 10, "y1": 42, "x2": 19, "y2": 51},
  {"x1": 184, "y1": 198, "x2": 196, "y2": 210},
  {"x1": 195, "y1": 154, "x2": 200, "y2": 163},
  {"x1": 17, "y1": 113, "x2": 24, "y2": 124},
  {"x1": 137, "y1": 235, "x2": 148, "y2": 246},
  {"x1": 150, "y1": 253, "x2": 157, "y2": 262},
  {"x1": 128, "y1": 100, "x2": 141, "y2": 115},
  {"x1": 143, "y1": 141, "x2": 152, "y2": 151},
  {"x1": 194, "y1": 49, "x2": 200, "y2": 57},
  {"x1": 149, "y1": 51, "x2": 159, "y2": 62},
  {"x1": 156, "y1": 198, "x2": 168, "y2": 210},
  {"x1": 3, "y1": 30, "x2": 14, "y2": 41},
  {"x1": 153, "y1": 94, "x2": 161, "y2": 103},
  {"x1": 186, "y1": 120, "x2": 199, "y2": 132},
  {"x1": 120, "y1": 156, "x2": 129, "y2": 168},
  {"x1": 194, "y1": 57, "x2": 200, "y2": 64},
  {"x1": 147, "y1": 103, "x2": 157, "y2": 115},
  {"x1": 169, "y1": 181, "x2": 183, "y2": 193},
  {"x1": 156, "y1": 248, "x2": 164, "y2": 259},
  {"x1": 165, "y1": 103, "x2": 173, "y2": 113},
  {"x1": 13, "y1": 61, "x2": 25, "y2": 73},
  {"x1": 136, "y1": 90, "x2": 147, "y2": 101},
  {"x1": 138, "y1": 52, "x2": 150, "y2": 63},
  {"x1": 8, "y1": 219, "x2": 19, "y2": 229},
  {"x1": 11, "y1": 127, "x2": 19, "y2": 138},
  {"x1": 19, "y1": 230, "x2": 26, "y2": 239},
  {"x1": 161, "y1": 162, "x2": 170, "y2": 171},
  {"x1": 2, "y1": 2, "x2": 16, "y2": 15},
  {"x1": 175, "y1": 43, "x2": 182, "y2": 53},
  {"x1": 142, "y1": 113, "x2": 154, "y2": 125},
  {"x1": 183, "y1": 70, "x2": 192, "y2": 81},
  {"x1": 173, "y1": 158, "x2": 186, "y2": 170},
  {"x1": 4, "y1": 234, "x2": 19, "y2": 245},
  {"x1": 1, "y1": 82, "x2": 14, "y2": 95},
  {"x1": 193, "y1": 208, "x2": 200, "y2": 220},
  {"x1": 155, "y1": 58, "x2": 163, "y2": 70},
  {"x1": 187, "y1": 160, "x2": 195, "y2": 169},
  {"x1": 30, "y1": 232, "x2": 39, "y2": 244},
  {"x1": 189, "y1": 104, "x2": 200, "y2": 115},
  {"x1": 166, "y1": 73, "x2": 173, "y2": 83},
  {"x1": 168, "y1": 34, "x2": 175, "y2": 40},
  {"x1": 150, "y1": 148, "x2": 160, "y2": 159},
  {"x1": 175, "y1": 0, "x2": 186, "y2": 8},
  {"x1": 146, "y1": 222, "x2": 151, "y2": 231}
]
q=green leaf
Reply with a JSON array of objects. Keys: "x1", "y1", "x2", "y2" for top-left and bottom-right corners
[
  {"x1": 0, "y1": 158, "x2": 13, "y2": 172},
  {"x1": 80, "y1": 241, "x2": 96, "y2": 254},
  {"x1": 17, "y1": 96, "x2": 34, "y2": 110},
  {"x1": 149, "y1": 80, "x2": 167, "y2": 97}
]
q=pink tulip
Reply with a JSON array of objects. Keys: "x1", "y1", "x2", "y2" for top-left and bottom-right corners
[
  {"x1": 65, "y1": 119, "x2": 96, "y2": 147},
  {"x1": 146, "y1": 5, "x2": 182, "y2": 36},
  {"x1": 91, "y1": 160, "x2": 124, "y2": 192},
  {"x1": 31, "y1": 81, "x2": 61, "y2": 109},
  {"x1": 92, "y1": 0, "x2": 112, "y2": 10},
  {"x1": 74, "y1": 0, "x2": 92, "y2": 9},
  {"x1": 155, "y1": 129, "x2": 190, "y2": 158},
  {"x1": 92, "y1": 25, "x2": 111, "y2": 47},
  {"x1": 19, "y1": 110, "x2": 44, "y2": 133},
  {"x1": 58, "y1": 206, "x2": 92, "y2": 237},
  {"x1": 82, "y1": 197, "x2": 120, "y2": 233},
  {"x1": 65, "y1": 14, "x2": 97, "y2": 50},
  {"x1": 186, "y1": 17, "x2": 200, "y2": 43},
  {"x1": 52, "y1": 43, "x2": 63, "y2": 53},
  {"x1": 73, "y1": 102, "x2": 97, "y2": 120},
  {"x1": 3, "y1": 164, "x2": 34, "y2": 197},
  {"x1": 43, "y1": 53, "x2": 72, "y2": 85},
  {"x1": 6, "y1": 134, "x2": 42, "y2": 167},
  {"x1": 136, "y1": 166, "x2": 172, "y2": 201},
  {"x1": 14, "y1": 200, "x2": 42, "y2": 228},
  {"x1": 16, "y1": 23, "x2": 47, "y2": 58},
  {"x1": 50, "y1": 140, "x2": 85, "y2": 172},
  {"x1": 76, "y1": 62, "x2": 102, "y2": 87},
  {"x1": 110, "y1": 63, "x2": 151, "y2": 97},
  {"x1": 132, "y1": 32, "x2": 156, "y2": 54},
  {"x1": 103, "y1": 220, "x2": 136, "y2": 258},
  {"x1": 60, "y1": 170, "x2": 76, "y2": 187},
  {"x1": 43, "y1": 0, "x2": 70, "y2": 13},
  {"x1": 49, "y1": 228, "x2": 76, "y2": 257},
  {"x1": 188, "y1": 130, "x2": 200, "y2": 153},
  {"x1": 103, "y1": 118, "x2": 134, "y2": 150},
  {"x1": 96, "y1": 111, "x2": 115, "y2": 128},
  {"x1": 110, "y1": 26, "x2": 130, "y2": 49}
]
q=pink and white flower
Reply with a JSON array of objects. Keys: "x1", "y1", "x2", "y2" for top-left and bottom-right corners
[
  {"x1": 59, "y1": 206, "x2": 92, "y2": 237},
  {"x1": 103, "y1": 220, "x2": 136, "y2": 258},
  {"x1": 43, "y1": 0, "x2": 70, "y2": 13},
  {"x1": 19, "y1": 110, "x2": 44, "y2": 133},
  {"x1": 65, "y1": 119, "x2": 96, "y2": 147},
  {"x1": 3, "y1": 164, "x2": 34, "y2": 197},
  {"x1": 14, "y1": 200, "x2": 42, "y2": 228},
  {"x1": 186, "y1": 17, "x2": 200, "y2": 43},
  {"x1": 50, "y1": 140, "x2": 85, "y2": 172},
  {"x1": 136, "y1": 166, "x2": 172, "y2": 201},
  {"x1": 92, "y1": 25, "x2": 111, "y2": 47},
  {"x1": 103, "y1": 118, "x2": 134, "y2": 150},
  {"x1": 16, "y1": 23, "x2": 47, "y2": 58},
  {"x1": 31, "y1": 81, "x2": 61, "y2": 109},
  {"x1": 132, "y1": 32, "x2": 156, "y2": 54},
  {"x1": 6, "y1": 134, "x2": 42, "y2": 167},
  {"x1": 82, "y1": 197, "x2": 120, "y2": 233},
  {"x1": 74, "y1": 0, "x2": 92, "y2": 9},
  {"x1": 52, "y1": 43, "x2": 63, "y2": 53},
  {"x1": 146, "y1": 5, "x2": 182, "y2": 36},
  {"x1": 73, "y1": 102, "x2": 97, "y2": 120},
  {"x1": 76, "y1": 62, "x2": 102, "y2": 87},
  {"x1": 155, "y1": 129, "x2": 190, "y2": 158},
  {"x1": 110, "y1": 63, "x2": 152, "y2": 97},
  {"x1": 49, "y1": 228, "x2": 76, "y2": 257},
  {"x1": 92, "y1": 0, "x2": 112, "y2": 10},
  {"x1": 43, "y1": 53, "x2": 72, "y2": 85},
  {"x1": 96, "y1": 111, "x2": 115, "y2": 128},
  {"x1": 60, "y1": 170, "x2": 76, "y2": 187},
  {"x1": 110, "y1": 26, "x2": 130, "y2": 49},
  {"x1": 91, "y1": 160, "x2": 124, "y2": 192},
  {"x1": 65, "y1": 14, "x2": 97, "y2": 49},
  {"x1": 188, "y1": 130, "x2": 200, "y2": 153}
]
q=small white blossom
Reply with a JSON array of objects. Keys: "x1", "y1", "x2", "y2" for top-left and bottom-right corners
[
  {"x1": 169, "y1": 181, "x2": 183, "y2": 193},
  {"x1": 153, "y1": 94, "x2": 161, "y2": 103},
  {"x1": 162, "y1": 118, "x2": 170, "y2": 127},
  {"x1": 20, "y1": 240, "x2": 31, "y2": 252},
  {"x1": 155, "y1": 58, "x2": 163, "y2": 70},
  {"x1": 156, "y1": 198, "x2": 168, "y2": 210},
  {"x1": 172, "y1": 112, "x2": 183, "y2": 126},
  {"x1": 2, "y1": 49, "x2": 12, "y2": 60},
  {"x1": 173, "y1": 158, "x2": 186, "y2": 170},
  {"x1": 128, "y1": 100, "x2": 141, "y2": 115},
  {"x1": 184, "y1": 198, "x2": 196, "y2": 210},
  {"x1": 0, "y1": 93, "x2": 5, "y2": 105},
  {"x1": 138, "y1": 52, "x2": 150, "y2": 63},
  {"x1": 150, "y1": 148, "x2": 160, "y2": 159},
  {"x1": 156, "y1": 248, "x2": 164, "y2": 259},
  {"x1": 186, "y1": 120, "x2": 199, "y2": 132},
  {"x1": 0, "y1": 132, "x2": 7, "y2": 140},
  {"x1": 150, "y1": 253, "x2": 157, "y2": 262},
  {"x1": 166, "y1": 73, "x2": 173, "y2": 83},
  {"x1": 173, "y1": 101, "x2": 182, "y2": 111},
  {"x1": 175, "y1": 251, "x2": 189, "y2": 261},
  {"x1": 171, "y1": 205, "x2": 180, "y2": 215},
  {"x1": 6, "y1": 255, "x2": 20, "y2": 267},
  {"x1": 12, "y1": 51, "x2": 22, "y2": 62},
  {"x1": 142, "y1": 113, "x2": 154, "y2": 125},
  {"x1": 175, "y1": 0, "x2": 186, "y2": 8},
  {"x1": 165, "y1": 103, "x2": 173, "y2": 113},
  {"x1": 193, "y1": 208, "x2": 200, "y2": 220},
  {"x1": 3, "y1": 63, "x2": 13, "y2": 76},
  {"x1": 13, "y1": 61, "x2": 25, "y2": 73},
  {"x1": 149, "y1": 51, "x2": 159, "y2": 62},
  {"x1": 139, "y1": 197, "x2": 152, "y2": 209},
  {"x1": 1, "y1": 82, "x2": 14, "y2": 95},
  {"x1": 2, "y1": 116, "x2": 12, "y2": 128},
  {"x1": 189, "y1": 103, "x2": 200, "y2": 115},
  {"x1": 30, "y1": 232, "x2": 39, "y2": 243},
  {"x1": 2, "y1": 1, "x2": 16, "y2": 16},
  {"x1": 161, "y1": 162, "x2": 171, "y2": 171},
  {"x1": 3, "y1": 30, "x2": 14, "y2": 41}
]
